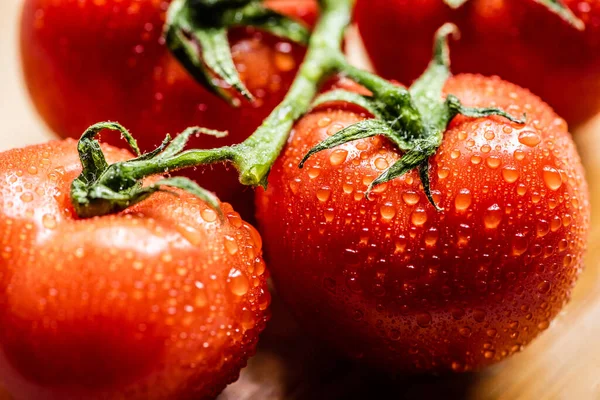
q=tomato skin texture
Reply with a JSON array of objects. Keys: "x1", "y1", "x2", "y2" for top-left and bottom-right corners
[
  {"x1": 0, "y1": 140, "x2": 270, "y2": 399},
  {"x1": 20, "y1": 0, "x2": 317, "y2": 219},
  {"x1": 256, "y1": 74, "x2": 590, "y2": 372},
  {"x1": 355, "y1": 0, "x2": 600, "y2": 125}
]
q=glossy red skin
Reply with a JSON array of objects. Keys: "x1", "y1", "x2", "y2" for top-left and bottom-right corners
[
  {"x1": 256, "y1": 74, "x2": 590, "y2": 372},
  {"x1": 355, "y1": 0, "x2": 600, "y2": 125},
  {"x1": 0, "y1": 140, "x2": 270, "y2": 399},
  {"x1": 20, "y1": 0, "x2": 317, "y2": 219}
]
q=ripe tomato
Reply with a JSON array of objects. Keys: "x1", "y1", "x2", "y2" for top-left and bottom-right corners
[
  {"x1": 355, "y1": 0, "x2": 600, "y2": 125},
  {"x1": 20, "y1": 0, "x2": 317, "y2": 218},
  {"x1": 0, "y1": 139, "x2": 270, "y2": 399},
  {"x1": 256, "y1": 74, "x2": 590, "y2": 372}
]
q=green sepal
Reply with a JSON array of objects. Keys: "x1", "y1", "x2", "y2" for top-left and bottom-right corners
[
  {"x1": 71, "y1": 122, "x2": 227, "y2": 219},
  {"x1": 165, "y1": 0, "x2": 311, "y2": 104},
  {"x1": 299, "y1": 119, "x2": 400, "y2": 169},
  {"x1": 299, "y1": 23, "x2": 528, "y2": 211}
]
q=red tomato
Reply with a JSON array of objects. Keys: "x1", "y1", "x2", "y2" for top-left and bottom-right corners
[
  {"x1": 256, "y1": 74, "x2": 590, "y2": 372},
  {"x1": 0, "y1": 139, "x2": 270, "y2": 399},
  {"x1": 20, "y1": 0, "x2": 317, "y2": 219},
  {"x1": 355, "y1": 0, "x2": 600, "y2": 125}
]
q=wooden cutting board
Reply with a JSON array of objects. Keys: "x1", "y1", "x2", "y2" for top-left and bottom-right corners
[{"x1": 1, "y1": 0, "x2": 600, "y2": 398}]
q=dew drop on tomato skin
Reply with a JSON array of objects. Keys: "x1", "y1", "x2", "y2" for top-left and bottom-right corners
[
  {"x1": 0, "y1": 140, "x2": 270, "y2": 400},
  {"x1": 256, "y1": 76, "x2": 590, "y2": 373}
]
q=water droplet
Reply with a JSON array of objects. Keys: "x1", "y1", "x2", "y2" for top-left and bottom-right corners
[
  {"x1": 374, "y1": 157, "x2": 388, "y2": 170},
  {"x1": 274, "y1": 52, "x2": 295, "y2": 72},
  {"x1": 486, "y1": 156, "x2": 501, "y2": 169},
  {"x1": 201, "y1": 209, "x2": 217, "y2": 223},
  {"x1": 551, "y1": 216, "x2": 561, "y2": 232},
  {"x1": 20, "y1": 192, "x2": 34, "y2": 203},
  {"x1": 411, "y1": 208, "x2": 428, "y2": 227},
  {"x1": 42, "y1": 214, "x2": 57, "y2": 230},
  {"x1": 228, "y1": 269, "x2": 249, "y2": 296},
  {"x1": 437, "y1": 167, "x2": 450, "y2": 179},
  {"x1": 502, "y1": 167, "x2": 519, "y2": 183},
  {"x1": 451, "y1": 307, "x2": 464, "y2": 320},
  {"x1": 316, "y1": 187, "x2": 331, "y2": 203},
  {"x1": 516, "y1": 183, "x2": 527, "y2": 196},
  {"x1": 518, "y1": 130, "x2": 541, "y2": 147},
  {"x1": 224, "y1": 236, "x2": 239, "y2": 255},
  {"x1": 28, "y1": 166, "x2": 38, "y2": 175},
  {"x1": 317, "y1": 117, "x2": 331, "y2": 127},
  {"x1": 416, "y1": 312, "x2": 431, "y2": 327},
  {"x1": 514, "y1": 150, "x2": 526, "y2": 161},
  {"x1": 241, "y1": 309, "x2": 256, "y2": 330},
  {"x1": 455, "y1": 189, "x2": 472, "y2": 211},
  {"x1": 459, "y1": 327, "x2": 472, "y2": 337},
  {"x1": 470, "y1": 155, "x2": 482, "y2": 165},
  {"x1": 484, "y1": 130, "x2": 495, "y2": 140},
  {"x1": 329, "y1": 149, "x2": 348, "y2": 166},
  {"x1": 308, "y1": 166, "x2": 321, "y2": 179},
  {"x1": 536, "y1": 220, "x2": 550, "y2": 237},
  {"x1": 537, "y1": 280, "x2": 551, "y2": 294},
  {"x1": 342, "y1": 182, "x2": 354, "y2": 194},
  {"x1": 538, "y1": 320, "x2": 550, "y2": 330},
  {"x1": 483, "y1": 204, "x2": 503, "y2": 229},
  {"x1": 484, "y1": 350, "x2": 495, "y2": 359},
  {"x1": 473, "y1": 309, "x2": 486, "y2": 322},
  {"x1": 451, "y1": 149, "x2": 461, "y2": 159},
  {"x1": 486, "y1": 328, "x2": 497, "y2": 337},
  {"x1": 380, "y1": 203, "x2": 396, "y2": 221},
  {"x1": 424, "y1": 229, "x2": 439, "y2": 247},
  {"x1": 324, "y1": 208, "x2": 335, "y2": 222},
  {"x1": 542, "y1": 166, "x2": 562, "y2": 191},
  {"x1": 402, "y1": 191, "x2": 420, "y2": 205},
  {"x1": 512, "y1": 233, "x2": 528, "y2": 256},
  {"x1": 177, "y1": 223, "x2": 202, "y2": 245}
]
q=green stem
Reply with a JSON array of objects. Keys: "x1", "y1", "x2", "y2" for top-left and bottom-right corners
[{"x1": 232, "y1": 0, "x2": 353, "y2": 186}]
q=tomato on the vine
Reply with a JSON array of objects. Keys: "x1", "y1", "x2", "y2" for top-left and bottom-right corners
[
  {"x1": 355, "y1": 0, "x2": 600, "y2": 125},
  {"x1": 20, "y1": 0, "x2": 317, "y2": 218},
  {"x1": 0, "y1": 138, "x2": 269, "y2": 399},
  {"x1": 256, "y1": 73, "x2": 590, "y2": 371}
]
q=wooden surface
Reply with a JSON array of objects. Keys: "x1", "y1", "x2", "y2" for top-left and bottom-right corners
[{"x1": 2, "y1": 0, "x2": 600, "y2": 399}]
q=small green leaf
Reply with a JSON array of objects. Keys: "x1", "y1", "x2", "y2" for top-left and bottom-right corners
[
  {"x1": 418, "y1": 162, "x2": 443, "y2": 211},
  {"x1": 299, "y1": 119, "x2": 398, "y2": 168},
  {"x1": 446, "y1": 94, "x2": 526, "y2": 124},
  {"x1": 196, "y1": 27, "x2": 254, "y2": 101},
  {"x1": 156, "y1": 127, "x2": 227, "y2": 161},
  {"x1": 534, "y1": 0, "x2": 585, "y2": 30},
  {"x1": 312, "y1": 90, "x2": 384, "y2": 119},
  {"x1": 223, "y1": 2, "x2": 310, "y2": 45}
]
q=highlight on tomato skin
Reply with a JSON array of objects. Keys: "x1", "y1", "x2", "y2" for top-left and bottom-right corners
[
  {"x1": 0, "y1": 139, "x2": 270, "y2": 400},
  {"x1": 19, "y1": 0, "x2": 318, "y2": 220},
  {"x1": 256, "y1": 74, "x2": 590, "y2": 372},
  {"x1": 355, "y1": 0, "x2": 600, "y2": 125}
]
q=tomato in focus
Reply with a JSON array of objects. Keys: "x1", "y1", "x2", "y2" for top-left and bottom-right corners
[
  {"x1": 0, "y1": 139, "x2": 270, "y2": 399},
  {"x1": 20, "y1": 0, "x2": 317, "y2": 219},
  {"x1": 256, "y1": 74, "x2": 590, "y2": 372},
  {"x1": 355, "y1": 0, "x2": 600, "y2": 125}
]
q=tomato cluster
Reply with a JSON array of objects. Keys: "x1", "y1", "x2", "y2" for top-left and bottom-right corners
[{"x1": 2, "y1": 0, "x2": 594, "y2": 399}]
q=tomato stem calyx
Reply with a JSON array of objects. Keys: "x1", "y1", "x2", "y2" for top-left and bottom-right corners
[
  {"x1": 300, "y1": 23, "x2": 525, "y2": 210},
  {"x1": 165, "y1": 0, "x2": 311, "y2": 105},
  {"x1": 71, "y1": 122, "x2": 226, "y2": 219}
]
